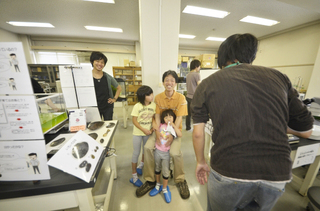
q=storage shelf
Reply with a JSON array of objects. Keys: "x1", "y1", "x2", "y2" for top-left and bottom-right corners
[{"x1": 113, "y1": 66, "x2": 142, "y2": 105}]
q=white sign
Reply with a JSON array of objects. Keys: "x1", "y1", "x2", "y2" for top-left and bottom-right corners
[
  {"x1": 0, "y1": 140, "x2": 50, "y2": 181},
  {"x1": 69, "y1": 109, "x2": 86, "y2": 132},
  {"x1": 59, "y1": 66, "x2": 97, "y2": 108},
  {"x1": 47, "y1": 130, "x2": 104, "y2": 183},
  {"x1": 0, "y1": 96, "x2": 44, "y2": 140},
  {"x1": 292, "y1": 143, "x2": 320, "y2": 169},
  {"x1": 0, "y1": 42, "x2": 33, "y2": 95}
]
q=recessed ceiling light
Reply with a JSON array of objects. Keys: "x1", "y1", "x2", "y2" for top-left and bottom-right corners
[
  {"x1": 7, "y1": 21, "x2": 54, "y2": 28},
  {"x1": 240, "y1": 16, "x2": 279, "y2": 26},
  {"x1": 84, "y1": 26, "x2": 123, "y2": 33},
  {"x1": 83, "y1": 0, "x2": 115, "y2": 3},
  {"x1": 182, "y1": 5, "x2": 229, "y2": 18},
  {"x1": 179, "y1": 34, "x2": 196, "y2": 39},
  {"x1": 206, "y1": 37, "x2": 226, "y2": 42}
]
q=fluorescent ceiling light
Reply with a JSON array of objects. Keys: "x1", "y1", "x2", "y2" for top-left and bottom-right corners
[
  {"x1": 83, "y1": 0, "x2": 115, "y2": 3},
  {"x1": 85, "y1": 26, "x2": 123, "y2": 32},
  {"x1": 179, "y1": 34, "x2": 196, "y2": 39},
  {"x1": 7, "y1": 21, "x2": 54, "y2": 28},
  {"x1": 240, "y1": 16, "x2": 279, "y2": 26},
  {"x1": 206, "y1": 37, "x2": 226, "y2": 42},
  {"x1": 182, "y1": 5, "x2": 229, "y2": 18}
]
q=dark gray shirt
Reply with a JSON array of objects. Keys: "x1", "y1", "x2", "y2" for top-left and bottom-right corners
[{"x1": 192, "y1": 64, "x2": 313, "y2": 181}]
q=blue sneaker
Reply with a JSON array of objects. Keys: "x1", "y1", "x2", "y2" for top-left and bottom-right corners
[
  {"x1": 163, "y1": 186, "x2": 171, "y2": 203},
  {"x1": 136, "y1": 167, "x2": 143, "y2": 175},
  {"x1": 149, "y1": 185, "x2": 162, "y2": 196},
  {"x1": 130, "y1": 178, "x2": 143, "y2": 187}
]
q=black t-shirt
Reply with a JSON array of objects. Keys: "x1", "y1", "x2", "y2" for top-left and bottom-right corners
[{"x1": 94, "y1": 76, "x2": 112, "y2": 111}]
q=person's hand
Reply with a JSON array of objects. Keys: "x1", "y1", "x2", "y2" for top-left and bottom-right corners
[
  {"x1": 108, "y1": 98, "x2": 117, "y2": 104},
  {"x1": 156, "y1": 133, "x2": 161, "y2": 146},
  {"x1": 195, "y1": 162, "x2": 210, "y2": 185},
  {"x1": 164, "y1": 134, "x2": 173, "y2": 147},
  {"x1": 142, "y1": 128, "x2": 152, "y2": 136}
]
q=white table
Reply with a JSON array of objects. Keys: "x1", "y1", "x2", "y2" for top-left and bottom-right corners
[{"x1": 0, "y1": 120, "x2": 118, "y2": 211}]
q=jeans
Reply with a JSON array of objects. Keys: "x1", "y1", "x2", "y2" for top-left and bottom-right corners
[{"x1": 207, "y1": 169, "x2": 285, "y2": 211}]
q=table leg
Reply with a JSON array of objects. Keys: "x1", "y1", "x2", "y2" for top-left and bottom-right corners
[
  {"x1": 299, "y1": 155, "x2": 320, "y2": 196},
  {"x1": 109, "y1": 137, "x2": 117, "y2": 179},
  {"x1": 76, "y1": 189, "x2": 95, "y2": 211},
  {"x1": 122, "y1": 101, "x2": 127, "y2": 129}
]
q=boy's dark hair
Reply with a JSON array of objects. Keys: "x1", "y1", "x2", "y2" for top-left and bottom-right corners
[
  {"x1": 190, "y1": 59, "x2": 201, "y2": 70},
  {"x1": 160, "y1": 109, "x2": 176, "y2": 124},
  {"x1": 217, "y1": 33, "x2": 258, "y2": 69},
  {"x1": 136, "y1": 85, "x2": 153, "y2": 105},
  {"x1": 9, "y1": 78, "x2": 14, "y2": 80},
  {"x1": 90, "y1": 51, "x2": 108, "y2": 67},
  {"x1": 28, "y1": 153, "x2": 37, "y2": 157},
  {"x1": 10, "y1": 53, "x2": 16, "y2": 56},
  {"x1": 162, "y1": 70, "x2": 179, "y2": 83}
]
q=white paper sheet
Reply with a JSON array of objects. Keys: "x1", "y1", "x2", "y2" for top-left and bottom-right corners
[
  {"x1": 0, "y1": 140, "x2": 50, "y2": 181},
  {"x1": 62, "y1": 87, "x2": 78, "y2": 108},
  {"x1": 0, "y1": 95, "x2": 44, "y2": 140},
  {"x1": 47, "y1": 130, "x2": 104, "y2": 183},
  {"x1": 73, "y1": 66, "x2": 94, "y2": 86},
  {"x1": 0, "y1": 42, "x2": 33, "y2": 95},
  {"x1": 292, "y1": 143, "x2": 320, "y2": 169},
  {"x1": 59, "y1": 66, "x2": 75, "y2": 88},
  {"x1": 77, "y1": 87, "x2": 97, "y2": 107}
]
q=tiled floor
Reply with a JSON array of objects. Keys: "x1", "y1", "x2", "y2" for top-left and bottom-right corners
[{"x1": 67, "y1": 106, "x2": 320, "y2": 211}]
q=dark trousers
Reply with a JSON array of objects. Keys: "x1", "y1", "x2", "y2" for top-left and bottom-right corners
[
  {"x1": 33, "y1": 166, "x2": 40, "y2": 174},
  {"x1": 186, "y1": 97, "x2": 192, "y2": 130},
  {"x1": 99, "y1": 104, "x2": 114, "y2": 120}
]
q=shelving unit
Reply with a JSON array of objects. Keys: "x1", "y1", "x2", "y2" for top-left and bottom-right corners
[
  {"x1": 113, "y1": 66, "x2": 142, "y2": 105},
  {"x1": 28, "y1": 64, "x2": 60, "y2": 92}
]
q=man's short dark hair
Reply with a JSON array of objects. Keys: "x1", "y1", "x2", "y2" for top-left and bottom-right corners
[
  {"x1": 136, "y1": 85, "x2": 153, "y2": 105},
  {"x1": 162, "y1": 70, "x2": 179, "y2": 83},
  {"x1": 217, "y1": 33, "x2": 258, "y2": 69},
  {"x1": 90, "y1": 51, "x2": 108, "y2": 67},
  {"x1": 10, "y1": 53, "x2": 16, "y2": 56},
  {"x1": 160, "y1": 109, "x2": 176, "y2": 124},
  {"x1": 28, "y1": 153, "x2": 37, "y2": 157},
  {"x1": 190, "y1": 59, "x2": 201, "y2": 70}
]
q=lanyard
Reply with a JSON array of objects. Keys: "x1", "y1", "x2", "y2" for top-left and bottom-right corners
[{"x1": 225, "y1": 61, "x2": 241, "y2": 68}]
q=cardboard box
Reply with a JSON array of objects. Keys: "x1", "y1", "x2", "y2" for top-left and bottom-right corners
[
  {"x1": 182, "y1": 57, "x2": 189, "y2": 62},
  {"x1": 200, "y1": 54, "x2": 215, "y2": 61},
  {"x1": 201, "y1": 60, "x2": 215, "y2": 68},
  {"x1": 129, "y1": 61, "x2": 136, "y2": 67},
  {"x1": 124, "y1": 59, "x2": 129, "y2": 66}
]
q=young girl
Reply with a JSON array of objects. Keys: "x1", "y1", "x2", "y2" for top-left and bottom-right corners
[
  {"x1": 149, "y1": 109, "x2": 182, "y2": 203},
  {"x1": 130, "y1": 85, "x2": 156, "y2": 187}
]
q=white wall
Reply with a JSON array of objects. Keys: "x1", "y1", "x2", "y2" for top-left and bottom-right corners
[
  {"x1": 0, "y1": 28, "x2": 20, "y2": 42},
  {"x1": 253, "y1": 23, "x2": 320, "y2": 90},
  {"x1": 306, "y1": 44, "x2": 320, "y2": 98}
]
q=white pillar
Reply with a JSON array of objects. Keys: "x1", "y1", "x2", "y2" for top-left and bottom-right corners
[
  {"x1": 306, "y1": 43, "x2": 320, "y2": 98},
  {"x1": 139, "y1": 0, "x2": 181, "y2": 96}
]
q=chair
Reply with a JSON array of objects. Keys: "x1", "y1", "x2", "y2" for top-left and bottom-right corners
[{"x1": 307, "y1": 186, "x2": 320, "y2": 211}]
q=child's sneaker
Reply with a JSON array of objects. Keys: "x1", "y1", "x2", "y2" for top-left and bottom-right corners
[
  {"x1": 136, "y1": 162, "x2": 144, "y2": 175},
  {"x1": 163, "y1": 186, "x2": 171, "y2": 203},
  {"x1": 130, "y1": 178, "x2": 143, "y2": 187}
]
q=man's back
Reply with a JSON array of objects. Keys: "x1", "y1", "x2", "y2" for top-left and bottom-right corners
[{"x1": 192, "y1": 63, "x2": 313, "y2": 181}]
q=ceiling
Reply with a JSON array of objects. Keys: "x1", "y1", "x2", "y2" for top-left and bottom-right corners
[{"x1": 0, "y1": 0, "x2": 320, "y2": 51}]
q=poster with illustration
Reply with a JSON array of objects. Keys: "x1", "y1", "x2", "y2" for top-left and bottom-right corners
[
  {"x1": 47, "y1": 130, "x2": 104, "y2": 183},
  {"x1": 0, "y1": 96, "x2": 44, "y2": 140},
  {"x1": 0, "y1": 42, "x2": 33, "y2": 95},
  {"x1": 0, "y1": 140, "x2": 50, "y2": 181}
]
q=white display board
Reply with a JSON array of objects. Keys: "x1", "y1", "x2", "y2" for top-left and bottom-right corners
[
  {"x1": 0, "y1": 42, "x2": 33, "y2": 95},
  {"x1": 59, "y1": 66, "x2": 97, "y2": 108},
  {"x1": 0, "y1": 140, "x2": 50, "y2": 181},
  {"x1": 292, "y1": 143, "x2": 320, "y2": 169},
  {"x1": 0, "y1": 96, "x2": 44, "y2": 140},
  {"x1": 200, "y1": 69, "x2": 220, "y2": 81},
  {"x1": 48, "y1": 130, "x2": 104, "y2": 183}
]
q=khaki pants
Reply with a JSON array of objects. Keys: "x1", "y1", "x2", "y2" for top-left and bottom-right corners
[{"x1": 143, "y1": 133, "x2": 185, "y2": 183}]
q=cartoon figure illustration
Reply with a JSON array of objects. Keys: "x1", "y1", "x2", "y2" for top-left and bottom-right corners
[
  {"x1": 9, "y1": 78, "x2": 17, "y2": 90},
  {"x1": 27, "y1": 153, "x2": 41, "y2": 174},
  {"x1": 9, "y1": 53, "x2": 20, "y2": 72}
]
